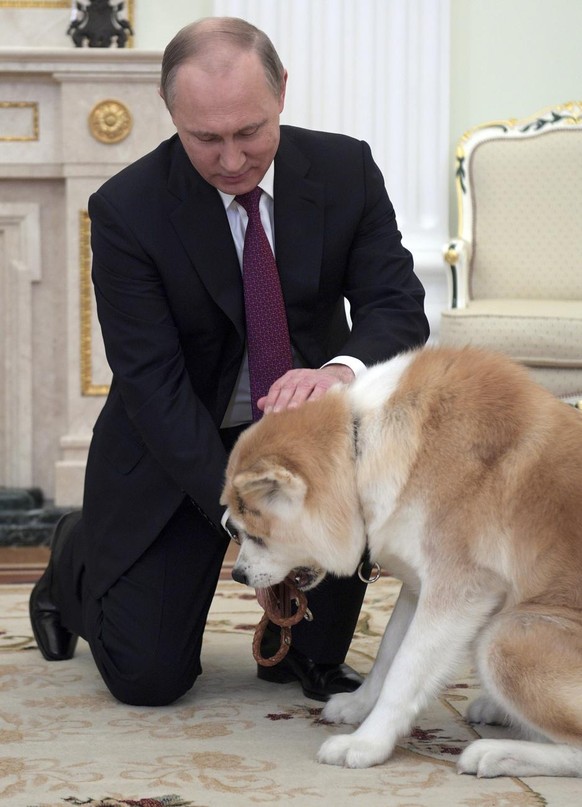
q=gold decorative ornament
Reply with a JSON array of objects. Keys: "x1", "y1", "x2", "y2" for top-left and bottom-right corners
[
  {"x1": 88, "y1": 99, "x2": 132, "y2": 144},
  {"x1": 444, "y1": 247, "x2": 458, "y2": 266}
]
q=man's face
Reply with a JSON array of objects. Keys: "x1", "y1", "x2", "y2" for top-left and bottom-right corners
[{"x1": 170, "y1": 49, "x2": 286, "y2": 195}]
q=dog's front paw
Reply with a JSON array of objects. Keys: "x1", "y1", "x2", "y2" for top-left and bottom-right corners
[
  {"x1": 466, "y1": 695, "x2": 509, "y2": 726},
  {"x1": 317, "y1": 733, "x2": 392, "y2": 768},
  {"x1": 322, "y1": 691, "x2": 371, "y2": 725}
]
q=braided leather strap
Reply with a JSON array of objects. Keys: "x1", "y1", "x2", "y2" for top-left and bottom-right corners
[{"x1": 252, "y1": 578, "x2": 309, "y2": 667}]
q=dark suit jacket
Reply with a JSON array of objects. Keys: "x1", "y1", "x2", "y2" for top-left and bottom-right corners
[{"x1": 84, "y1": 126, "x2": 429, "y2": 597}]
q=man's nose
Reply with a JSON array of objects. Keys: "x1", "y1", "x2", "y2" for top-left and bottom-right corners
[{"x1": 219, "y1": 141, "x2": 245, "y2": 173}]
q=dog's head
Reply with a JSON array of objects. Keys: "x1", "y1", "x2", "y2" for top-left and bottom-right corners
[
  {"x1": 220, "y1": 394, "x2": 366, "y2": 591},
  {"x1": 223, "y1": 456, "x2": 327, "y2": 591}
]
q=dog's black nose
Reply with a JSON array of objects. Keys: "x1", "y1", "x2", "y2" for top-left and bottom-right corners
[{"x1": 231, "y1": 567, "x2": 248, "y2": 586}]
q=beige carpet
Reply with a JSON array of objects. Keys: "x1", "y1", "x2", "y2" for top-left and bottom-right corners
[{"x1": 1, "y1": 576, "x2": 581, "y2": 807}]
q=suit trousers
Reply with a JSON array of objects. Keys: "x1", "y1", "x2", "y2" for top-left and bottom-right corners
[{"x1": 53, "y1": 428, "x2": 369, "y2": 706}]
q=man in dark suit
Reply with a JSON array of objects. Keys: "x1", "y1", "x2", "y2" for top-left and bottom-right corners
[{"x1": 30, "y1": 17, "x2": 429, "y2": 706}]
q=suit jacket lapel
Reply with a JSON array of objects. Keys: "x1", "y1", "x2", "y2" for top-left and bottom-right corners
[
  {"x1": 167, "y1": 141, "x2": 245, "y2": 340},
  {"x1": 274, "y1": 132, "x2": 325, "y2": 314}
]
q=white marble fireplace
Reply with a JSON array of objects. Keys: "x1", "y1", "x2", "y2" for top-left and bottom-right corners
[{"x1": 0, "y1": 49, "x2": 174, "y2": 506}]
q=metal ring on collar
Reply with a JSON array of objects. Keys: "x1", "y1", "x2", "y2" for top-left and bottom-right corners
[{"x1": 357, "y1": 561, "x2": 382, "y2": 584}]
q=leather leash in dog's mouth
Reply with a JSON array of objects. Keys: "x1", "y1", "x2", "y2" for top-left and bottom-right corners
[
  {"x1": 251, "y1": 563, "x2": 382, "y2": 666},
  {"x1": 252, "y1": 577, "x2": 312, "y2": 667}
]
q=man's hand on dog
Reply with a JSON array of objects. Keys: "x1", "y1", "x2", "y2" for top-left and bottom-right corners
[
  {"x1": 257, "y1": 364, "x2": 355, "y2": 414},
  {"x1": 258, "y1": 364, "x2": 355, "y2": 415}
]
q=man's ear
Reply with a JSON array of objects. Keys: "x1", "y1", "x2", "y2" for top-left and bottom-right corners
[
  {"x1": 278, "y1": 69, "x2": 288, "y2": 113},
  {"x1": 233, "y1": 464, "x2": 307, "y2": 518}
]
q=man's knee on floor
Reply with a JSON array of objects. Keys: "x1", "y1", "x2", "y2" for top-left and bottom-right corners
[
  {"x1": 91, "y1": 638, "x2": 202, "y2": 706},
  {"x1": 89, "y1": 614, "x2": 204, "y2": 707},
  {"x1": 103, "y1": 663, "x2": 201, "y2": 707}
]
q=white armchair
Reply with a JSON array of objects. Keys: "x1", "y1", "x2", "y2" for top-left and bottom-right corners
[{"x1": 440, "y1": 101, "x2": 582, "y2": 398}]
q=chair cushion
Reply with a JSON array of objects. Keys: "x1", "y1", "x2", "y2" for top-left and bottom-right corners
[
  {"x1": 440, "y1": 299, "x2": 582, "y2": 366},
  {"x1": 526, "y1": 366, "x2": 582, "y2": 399}
]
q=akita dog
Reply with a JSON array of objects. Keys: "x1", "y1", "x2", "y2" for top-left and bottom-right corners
[{"x1": 221, "y1": 346, "x2": 582, "y2": 777}]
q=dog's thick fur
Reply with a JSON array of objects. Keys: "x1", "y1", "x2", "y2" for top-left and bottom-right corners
[{"x1": 221, "y1": 346, "x2": 582, "y2": 777}]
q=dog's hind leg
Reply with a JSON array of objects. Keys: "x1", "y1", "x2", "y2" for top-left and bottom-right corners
[
  {"x1": 323, "y1": 582, "x2": 418, "y2": 726},
  {"x1": 458, "y1": 738, "x2": 582, "y2": 778},
  {"x1": 466, "y1": 694, "x2": 511, "y2": 727},
  {"x1": 459, "y1": 604, "x2": 582, "y2": 778}
]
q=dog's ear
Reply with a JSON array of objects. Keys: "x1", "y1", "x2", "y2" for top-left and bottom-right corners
[{"x1": 233, "y1": 464, "x2": 307, "y2": 518}]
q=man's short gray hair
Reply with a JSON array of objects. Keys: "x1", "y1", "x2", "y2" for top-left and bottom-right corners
[{"x1": 160, "y1": 17, "x2": 285, "y2": 112}]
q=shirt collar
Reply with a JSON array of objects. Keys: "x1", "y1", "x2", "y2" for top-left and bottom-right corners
[{"x1": 217, "y1": 162, "x2": 275, "y2": 211}]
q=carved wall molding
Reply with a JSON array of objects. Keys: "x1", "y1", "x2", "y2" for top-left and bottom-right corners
[{"x1": 0, "y1": 101, "x2": 39, "y2": 142}]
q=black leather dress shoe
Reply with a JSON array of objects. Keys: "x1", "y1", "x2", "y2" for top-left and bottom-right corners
[
  {"x1": 29, "y1": 568, "x2": 78, "y2": 660},
  {"x1": 257, "y1": 644, "x2": 363, "y2": 702},
  {"x1": 29, "y1": 513, "x2": 79, "y2": 661}
]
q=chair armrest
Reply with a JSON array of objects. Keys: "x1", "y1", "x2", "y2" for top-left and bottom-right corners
[{"x1": 442, "y1": 238, "x2": 471, "y2": 308}]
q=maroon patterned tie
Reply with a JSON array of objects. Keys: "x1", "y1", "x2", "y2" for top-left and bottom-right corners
[{"x1": 236, "y1": 188, "x2": 293, "y2": 421}]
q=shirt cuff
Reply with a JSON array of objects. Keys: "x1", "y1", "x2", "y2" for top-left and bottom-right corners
[{"x1": 322, "y1": 356, "x2": 367, "y2": 378}]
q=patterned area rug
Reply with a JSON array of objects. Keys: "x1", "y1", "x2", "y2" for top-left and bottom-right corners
[
  {"x1": 28, "y1": 799, "x2": 197, "y2": 806},
  {"x1": 1, "y1": 576, "x2": 581, "y2": 806}
]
